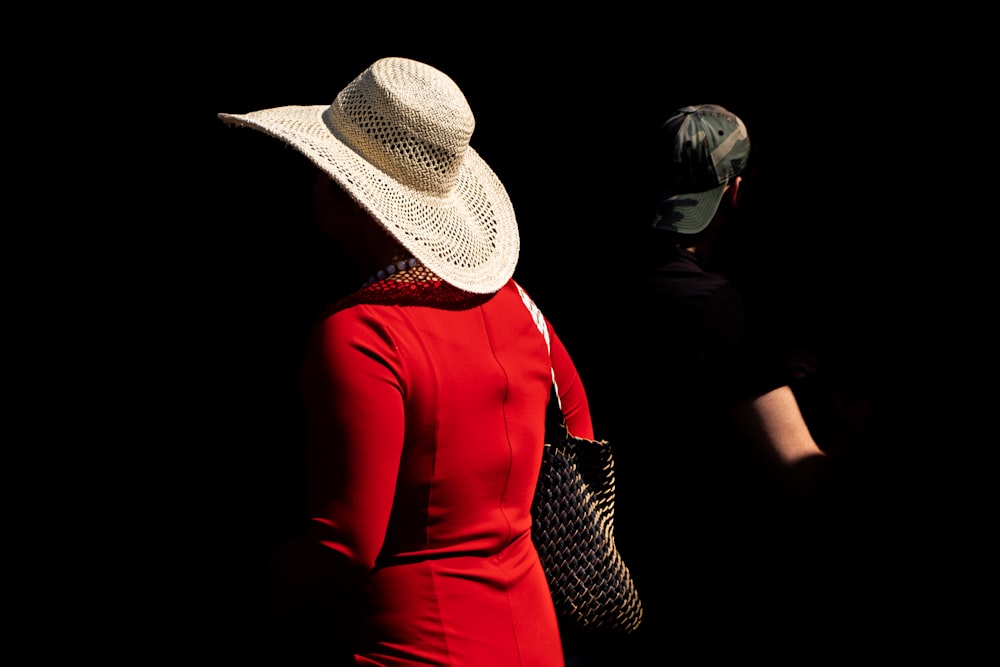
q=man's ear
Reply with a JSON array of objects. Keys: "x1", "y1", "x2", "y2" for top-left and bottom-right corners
[{"x1": 727, "y1": 175, "x2": 742, "y2": 204}]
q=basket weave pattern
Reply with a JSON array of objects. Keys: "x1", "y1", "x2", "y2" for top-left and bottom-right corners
[{"x1": 531, "y1": 428, "x2": 644, "y2": 633}]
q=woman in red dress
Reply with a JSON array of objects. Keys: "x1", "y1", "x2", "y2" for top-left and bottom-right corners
[{"x1": 219, "y1": 57, "x2": 593, "y2": 666}]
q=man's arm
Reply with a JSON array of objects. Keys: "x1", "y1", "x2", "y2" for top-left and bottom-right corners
[{"x1": 729, "y1": 384, "x2": 830, "y2": 495}]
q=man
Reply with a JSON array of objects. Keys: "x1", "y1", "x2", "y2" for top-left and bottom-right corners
[
  {"x1": 602, "y1": 104, "x2": 840, "y2": 661},
  {"x1": 642, "y1": 104, "x2": 829, "y2": 495}
]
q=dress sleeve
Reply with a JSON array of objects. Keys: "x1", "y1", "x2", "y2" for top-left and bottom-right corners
[
  {"x1": 547, "y1": 323, "x2": 594, "y2": 440},
  {"x1": 271, "y1": 307, "x2": 405, "y2": 613}
]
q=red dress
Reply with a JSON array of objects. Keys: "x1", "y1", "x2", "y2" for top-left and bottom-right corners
[{"x1": 292, "y1": 277, "x2": 594, "y2": 666}]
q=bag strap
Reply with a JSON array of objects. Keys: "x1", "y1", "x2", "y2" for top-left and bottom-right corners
[
  {"x1": 515, "y1": 282, "x2": 567, "y2": 439},
  {"x1": 515, "y1": 282, "x2": 564, "y2": 411}
]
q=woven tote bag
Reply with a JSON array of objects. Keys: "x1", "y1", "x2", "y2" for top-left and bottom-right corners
[{"x1": 516, "y1": 284, "x2": 643, "y2": 634}]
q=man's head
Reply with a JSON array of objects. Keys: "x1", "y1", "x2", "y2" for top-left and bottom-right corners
[{"x1": 651, "y1": 104, "x2": 750, "y2": 235}]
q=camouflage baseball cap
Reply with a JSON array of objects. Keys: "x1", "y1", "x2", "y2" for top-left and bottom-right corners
[{"x1": 651, "y1": 104, "x2": 750, "y2": 234}]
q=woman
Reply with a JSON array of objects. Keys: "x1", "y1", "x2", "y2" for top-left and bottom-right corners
[{"x1": 219, "y1": 57, "x2": 593, "y2": 666}]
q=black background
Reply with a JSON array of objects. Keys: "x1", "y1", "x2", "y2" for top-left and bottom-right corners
[{"x1": 95, "y1": 4, "x2": 982, "y2": 662}]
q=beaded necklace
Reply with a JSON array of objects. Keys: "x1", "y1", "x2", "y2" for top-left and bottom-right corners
[{"x1": 363, "y1": 257, "x2": 421, "y2": 288}]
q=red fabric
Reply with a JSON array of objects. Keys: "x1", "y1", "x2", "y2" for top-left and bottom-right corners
[{"x1": 294, "y1": 278, "x2": 592, "y2": 666}]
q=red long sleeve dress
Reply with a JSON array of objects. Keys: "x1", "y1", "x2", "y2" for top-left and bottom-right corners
[{"x1": 294, "y1": 277, "x2": 593, "y2": 666}]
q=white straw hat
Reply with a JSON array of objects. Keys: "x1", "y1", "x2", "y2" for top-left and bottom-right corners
[{"x1": 218, "y1": 57, "x2": 519, "y2": 294}]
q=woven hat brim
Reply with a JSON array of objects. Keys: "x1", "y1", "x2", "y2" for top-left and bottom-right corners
[{"x1": 219, "y1": 105, "x2": 519, "y2": 294}]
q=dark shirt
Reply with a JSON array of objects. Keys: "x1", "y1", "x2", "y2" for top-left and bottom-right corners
[
  {"x1": 595, "y1": 243, "x2": 804, "y2": 658},
  {"x1": 619, "y1": 246, "x2": 792, "y2": 489},
  {"x1": 642, "y1": 246, "x2": 789, "y2": 406}
]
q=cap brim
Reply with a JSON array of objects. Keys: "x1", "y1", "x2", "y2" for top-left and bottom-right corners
[{"x1": 652, "y1": 184, "x2": 725, "y2": 235}]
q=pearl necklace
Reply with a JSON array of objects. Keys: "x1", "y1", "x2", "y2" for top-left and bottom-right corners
[{"x1": 363, "y1": 257, "x2": 421, "y2": 287}]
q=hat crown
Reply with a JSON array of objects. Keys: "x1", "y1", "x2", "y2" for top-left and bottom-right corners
[
  {"x1": 660, "y1": 104, "x2": 749, "y2": 193},
  {"x1": 326, "y1": 57, "x2": 474, "y2": 196}
]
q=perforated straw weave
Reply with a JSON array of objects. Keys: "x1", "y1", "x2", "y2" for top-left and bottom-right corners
[{"x1": 218, "y1": 57, "x2": 519, "y2": 295}]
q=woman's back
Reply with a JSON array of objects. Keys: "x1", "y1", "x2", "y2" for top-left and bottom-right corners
[{"x1": 298, "y1": 278, "x2": 591, "y2": 666}]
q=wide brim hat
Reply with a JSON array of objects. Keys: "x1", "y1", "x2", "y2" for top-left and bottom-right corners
[{"x1": 218, "y1": 57, "x2": 519, "y2": 294}]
